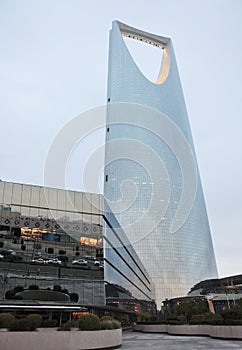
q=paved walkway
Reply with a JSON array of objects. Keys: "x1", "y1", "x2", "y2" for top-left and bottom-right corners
[{"x1": 121, "y1": 331, "x2": 242, "y2": 349}]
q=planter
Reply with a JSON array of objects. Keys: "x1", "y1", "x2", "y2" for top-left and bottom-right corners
[
  {"x1": 133, "y1": 324, "x2": 144, "y2": 332},
  {"x1": 168, "y1": 325, "x2": 210, "y2": 336},
  {"x1": 0, "y1": 328, "x2": 122, "y2": 350},
  {"x1": 133, "y1": 324, "x2": 242, "y2": 339},
  {"x1": 210, "y1": 325, "x2": 242, "y2": 339},
  {"x1": 136, "y1": 324, "x2": 168, "y2": 333}
]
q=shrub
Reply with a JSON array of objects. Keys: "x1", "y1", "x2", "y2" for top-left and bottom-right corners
[
  {"x1": 0, "y1": 313, "x2": 15, "y2": 328},
  {"x1": 100, "y1": 320, "x2": 113, "y2": 330},
  {"x1": 137, "y1": 312, "x2": 150, "y2": 323},
  {"x1": 189, "y1": 312, "x2": 223, "y2": 325},
  {"x1": 177, "y1": 315, "x2": 187, "y2": 324},
  {"x1": 223, "y1": 319, "x2": 242, "y2": 325},
  {"x1": 9, "y1": 318, "x2": 36, "y2": 331},
  {"x1": 150, "y1": 315, "x2": 161, "y2": 323},
  {"x1": 13, "y1": 286, "x2": 24, "y2": 293},
  {"x1": 58, "y1": 320, "x2": 80, "y2": 331},
  {"x1": 69, "y1": 292, "x2": 79, "y2": 303},
  {"x1": 28, "y1": 285, "x2": 39, "y2": 290},
  {"x1": 26, "y1": 314, "x2": 43, "y2": 328},
  {"x1": 204, "y1": 312, "x2": 223, "y2": 325},
  {"x1": 99, "y1": 316, "x2": 121, "y2": 330},
  {"x1": 112, "y1": 320, "x2": 121, "y2": 329},
  {"x1": 189, "y1": 314, "x2": 205, "y2": 324},
  {"x1": 79, "y1": 314, "x2": 101, "y2": 331},
  {"x1": 100, "y1": 315, "x2": 114, "y2": 322},
  {"x1": 53, "y1": 285, "x2": 62, "y2": 292},
  {"x1": 67, "y1": 319, "x2": 79, "y2": 328},
  {"x1": 164, "y1": 314, "x2": 187, "y2": 325},
  {"x1": 42, "y1": 319, "x2": 58, "y2": 327},
  {"x1": 5, "y1": 289, "x2": 15, "y2": 299}
]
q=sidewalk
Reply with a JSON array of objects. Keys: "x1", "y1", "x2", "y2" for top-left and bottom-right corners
[{"x1": 121, "y1": 331, "x2": 242, "y2": 349}]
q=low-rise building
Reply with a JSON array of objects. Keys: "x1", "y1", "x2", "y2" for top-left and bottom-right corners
[{"x1": 0, "y1": 180, "x2": 155, "y2": 318}]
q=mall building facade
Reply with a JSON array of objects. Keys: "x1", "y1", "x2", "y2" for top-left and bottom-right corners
[
  {"x1": 104, "y1": 21, "x2": 218, "y2": 307},
  {"x1": 0, "y1": 180, "x2": 154, "y2": 313}
]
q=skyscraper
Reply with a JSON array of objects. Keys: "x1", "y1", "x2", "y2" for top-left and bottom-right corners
[{"x1": 104, "y1": 21, "x2": 218, "y2": 307}]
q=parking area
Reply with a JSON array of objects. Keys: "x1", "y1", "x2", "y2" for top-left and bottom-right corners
[
  {"x1": 121, "y1": 332, "x2": 242, "y2": 350},
  {"x1": 0, "y1": 261, "x2": 103, "y2": 279}
]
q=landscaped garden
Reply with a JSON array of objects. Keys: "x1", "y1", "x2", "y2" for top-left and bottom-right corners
[{"x1": 0, "y1": 312, "x2": 122, "y2": 350}]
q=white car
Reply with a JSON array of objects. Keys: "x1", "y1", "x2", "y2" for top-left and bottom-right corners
[
  {"x1": 31, "y1": 258, "x2": 48, "y2": 264},
  {"x1": 84, "y1": 256, "x2": 96, "y2": 261},
  {"x1": 48, "y1": 258, "x2": 62, "y2": 265},
  {"x1": 72, "y1": 259, "x2": 88, "y2": 266},
  {"x1": 94, "y1": 260, "x2": 104, "y2": 269}
]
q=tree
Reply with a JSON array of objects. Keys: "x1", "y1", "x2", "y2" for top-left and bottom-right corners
[
  {"x1": 136, "y1": 312, "x2": 151, "y2": 323},
  {"x1": 174, "y1": 299, "x2": 208, "y2": 322}
]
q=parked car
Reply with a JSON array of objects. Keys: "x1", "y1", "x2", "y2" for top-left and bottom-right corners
[
  {"x1": 31, "y1": 258, "x2": 48, "y2": 264},
  {"x1": 55, "y1": 255, "x2": 68, "y2": 263},
  {"x1": 72, "y1": 258, "x2": 88, "y2": 266},
  {"x1": 0, "y1": 249, "x2": 16, "y2": 257},
  {"x1": 4, "y1": 254, "x2": 23, "y2": 262},
  {"x1": 94, "y1": 260, "x2": 104, "y2": 270},
  {"x1": 83, "y1": 256, "x2": 96, "y2": 261},
  {"x1": 48, "y1": 258, "x2": 62, "y2": 265}
]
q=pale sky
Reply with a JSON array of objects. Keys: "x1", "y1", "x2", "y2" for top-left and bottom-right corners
[{"x1": 0, "y1": 0, "x2": 241, "y2": 279}]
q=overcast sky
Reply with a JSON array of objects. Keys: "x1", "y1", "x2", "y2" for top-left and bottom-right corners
[{"x1": 0, "y1": 0, "x2": 241, "y2": 279}]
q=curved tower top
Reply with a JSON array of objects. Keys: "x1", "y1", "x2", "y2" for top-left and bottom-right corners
[
  {"x1": 116, "y1": 21, "x2": 171, "y2": 85},
  {"x1": 116, "y1": 20, "x2": 170, "y2": 48}
]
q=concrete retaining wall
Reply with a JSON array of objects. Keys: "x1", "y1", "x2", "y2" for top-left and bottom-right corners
[
  {"x1": 209, "y1": 325, "x2": 242, "y2": 339},
  {"x1": 0, "y1": 328, "x2": 122, "y2": 350},
  {"x1": 133, "y1": 324, "x2": 242, "y2": 339},
  {"x1": 168, "y1": 325, "x2": 211, "y2": 336},
  {"x1": 134, "y1": 324, "x2": 168, "y2": 333}
]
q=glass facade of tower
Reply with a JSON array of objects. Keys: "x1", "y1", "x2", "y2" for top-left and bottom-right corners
[
  {"x1": 104, "y1": 201, "x2": 153, "y2": 303},
  {"x1": 104, "y1": 21, "x2": 218, "y2": 307}
]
